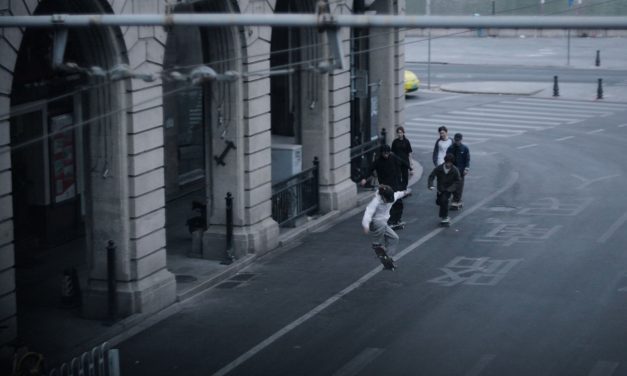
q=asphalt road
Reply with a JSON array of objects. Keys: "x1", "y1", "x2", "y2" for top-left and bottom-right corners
[
  {"x1": 406, "y1": 62, "x2": 627, "y2": 87},
  {"x1": 117, "y1": 91, "x2": 627, "y2": 376}
]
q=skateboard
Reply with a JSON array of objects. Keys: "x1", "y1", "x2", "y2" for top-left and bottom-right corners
[
  {"x1": 390, "y1": 221, "x2": 405, "y2": 231},
  {"x1": 449, "y1": 202, "x2": 463, "y2": 211},
  {"x1": 372, "y1": 244, "x2": 396, "y2": 270}
]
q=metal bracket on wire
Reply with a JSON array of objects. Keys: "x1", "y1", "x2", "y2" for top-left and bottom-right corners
[
  {"x1": 316, "y1": 0, "x2": 346, "y2": 71},
  {"x1": 52, "y1": 27, "x2": 68, "y2": 70}
]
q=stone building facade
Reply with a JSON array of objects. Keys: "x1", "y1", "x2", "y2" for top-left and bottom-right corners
[{"x1": 0, "y1": 0, "x2": 406, "y2": 354}]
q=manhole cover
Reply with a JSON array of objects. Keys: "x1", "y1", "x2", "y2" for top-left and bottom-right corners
[{"x1": 175, "y1": 274, "x2": 198, "y2": 283}]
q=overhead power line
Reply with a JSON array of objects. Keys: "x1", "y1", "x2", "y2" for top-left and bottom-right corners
[{"x1": 2, "y1": 14, "x2": 627, "y2": 29}]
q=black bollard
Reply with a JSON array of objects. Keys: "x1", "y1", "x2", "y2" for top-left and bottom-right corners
[
  {"x1": 221, "y1": 192, "x2": 235, "y2": 265},
  {"x1": 106, "y1": 241, "x2": 117, "y2": 323},
  {"x1": 597, "y1": 78, "x2": 603, "y2": 100},
  {"x1": 380, "y1": 127, "x2": 387, "y2": 145},
  {"x1": 595, "y1": 50, "x2": 601, "y2": 67},
  {"x1": 553, "y1": 76, "x2": 559, "y2": 97}
]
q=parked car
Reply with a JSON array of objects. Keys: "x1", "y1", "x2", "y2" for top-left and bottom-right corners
[{"x1": 404, "y1": 70, "x2": 420, "y2": 94}]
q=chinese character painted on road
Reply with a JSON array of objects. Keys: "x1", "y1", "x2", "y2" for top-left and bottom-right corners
[
  {"x1": 429, "y1": 257, "x2": 522, "y2": 287},
  {"x1": 474, "y1": 223, "x2": 562, "y2": 246},
  {"x1": 517, "y1": 197, "x2": 592, "y2": 216}
]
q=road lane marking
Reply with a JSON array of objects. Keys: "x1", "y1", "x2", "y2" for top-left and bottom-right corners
[
  {"x1": 556, "y1": 136, "x2": 574, "y2": 141},
  {"x1": 489, "y1": 102, "x2": 612, "y2": 116},
  {"x1": 212, "y1": 172, "x2": 520, "y2": 376},
  {"x1": 572, "y1": 173, "x2": 620, "y2": 190},
  {"x1": 406, "y1": 95, "x2": 463, "y2": 108},
  {"x1": 406, "y1": 122, "x2": 525, "y2": 134},
  {"x1": 426, "y1": 114, "x2": 559, "y2": 127},
  {"x1": 516, "y1": 97, "x2": 627, "y2": 110},
  {"x1": 448, "y1": 110, "x2": 580, "y2": 123},
  {"x1": 465, "y1": 354, "x2": 496, "y2": 376},
  {"x1": 332, "y1": 348, "x2": 385, "y2": 376},
  {"x1": 516, "y1": 144, "x2": 537, "y2": 149},
  {"x1": 618, "y1": 123, "x2": 627, "y2": 128},
  {"x1": 476, "y1": 106, "x2": 597, "y2": 119},
  {"x1": 586, "y1": 129, "x2": 605, "y2": 134},
  {"x1": 597, "y1": 211, "x2": 627, "y2": 243},
  {"x1": 588, "y1": 361, "x2": 619, "y2": 376}
]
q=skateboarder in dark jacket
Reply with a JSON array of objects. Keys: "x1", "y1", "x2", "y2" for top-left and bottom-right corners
[
  {"x1": 427, "y1": 153, "x2": 461, "y2": 224},
  {"x1": 446, "y1": 133, "x2": 470, "y2": 208},
  {"x1": 360, "y1": 144, "x2": 404, "y2": 226}
]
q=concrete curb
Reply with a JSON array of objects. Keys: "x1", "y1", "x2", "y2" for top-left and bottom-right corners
[{"x1": 440, "y1": 81, "x2": 545, "y2": 96}]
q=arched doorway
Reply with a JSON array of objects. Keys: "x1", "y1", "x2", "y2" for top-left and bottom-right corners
[
  {"x1": 9, "y1": 0, "x2": 127, "y2": 352},
  {"x1": 163, "y1": 0, "x2": 243, "y2": 261},
  {"x1": 270, "y1": 0, "x2": 322, "y2": 184}
]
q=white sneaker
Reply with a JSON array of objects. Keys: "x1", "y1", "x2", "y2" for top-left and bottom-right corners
[
  {"x1": 441, "y1": 217, "x2": 450, "y2": 223},
  {"x1": 450, "y1": 202, "x2": 460, "y2": 207}
]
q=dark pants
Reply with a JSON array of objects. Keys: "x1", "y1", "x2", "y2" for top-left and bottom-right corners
[
  {"x1": 399, "y1": 167, "x2": 409, "y2": 190},
  {"x1": 437, "y1": 191, "x2": 452, "y2": 219},
  {"x1": 388, "y1": 199, "x2": 403, "y2": 224},
  {"x1": 453, "y1": 176, "x2": 465, "y2": 203}
]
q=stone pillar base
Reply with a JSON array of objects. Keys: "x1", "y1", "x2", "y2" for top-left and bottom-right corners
[
  {"x1": 202, "y1": 217, "x2": 279, "y2": 260},
  {"x1": 319, "y1": 179, "x2": 357, "y2": 213},
  {"x1": 82, "y1": 269, "x2": 176, "y2": 320}
]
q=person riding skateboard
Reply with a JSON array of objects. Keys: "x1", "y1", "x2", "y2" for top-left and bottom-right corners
[
  {"x1": 360, "y1": 144, "x2": 404, "y2": 228},
  {"x1": 446, "y1": 133, "x2": 470, "y2": 209},
  {"x1": 362, "y1": 184, "x2": 411, "y2": 269},
  {"x1": 427, "y1": 153, "x2": 461, "y2": 225}
]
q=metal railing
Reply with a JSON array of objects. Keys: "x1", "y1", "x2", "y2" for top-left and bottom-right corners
[
  {"x1": 47, "y1": 342, "x2": 120, "y2": 376},
  {"x1": 271, "y1": 157, "x2": 319, "y2": 227}
]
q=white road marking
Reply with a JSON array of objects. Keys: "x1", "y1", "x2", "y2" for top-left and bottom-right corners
[
  {"x1": 597, "y1": 211, "x2": 627, "y2": 244},
  {"x1": 431, "y1": 114, "x2": 562, "y2": 129},
  {"x1": 586, "y1": 129, "x2": 605, "y2": 134},
  {"x1": 211, "y1": 172, "x2": 520, "y2": 376},
  {"x1": 455, "y1": 108, "x2": 583, "y2": 122},
  {"x1": 618, "y1": 123, "x2": 627, "y2": 128},
  {"x1": 406, "y1": 117, "x2": 547, "y2": 131},
  {"x1": 556, "y1": 136, "x2": 574, "y2": 141},
  {"x1": 464, "y1": 354, "x2": 496, "y2": 376},
  {"x1": 473, "y1": 106, "x2": 596, "y2": 119},
  {"x1": 572, "y1": 173, "x2": 620, "y2": 190},
  {"x1": 332, "y1": 348, "x2": 385, "y2": 376},
  {"x1": 447, "y1": 110, "x2": 581, "y2": 123},
  {"x1": 488, "y1": 102, "x2": 612, "y2": 116},
  {"x1": 516, "y1": 97, "x2": 627, "y2": 110},
  {"x1": 588, "y1": 361, "x2": 619, "y2": 376},
  {"x1": 516, "y1": 144, "x2": 538, "y2": 149},
  {"x1": 406, "y1": 95, "x2": 464, "y2": 108}
]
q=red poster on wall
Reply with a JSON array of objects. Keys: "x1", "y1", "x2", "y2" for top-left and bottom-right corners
[{"x1": 49, "y1": 114, "x2": 76, "y2": 203}]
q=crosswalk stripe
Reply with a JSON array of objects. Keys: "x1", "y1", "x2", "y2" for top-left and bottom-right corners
[
  {"x1": 480, "y1": 104, "x2": 599, "y2": 117},
  {"x1": 447, "y1": 110, "x2": 582, "y2": 122},
  {"x1": 494, "y1": 101, "x2": 613, "y2": 115},
  {"x1": 515, "y1": 97, "x2": 627, "y2": 110},
  {"x1": 404, "y1": 97, "x2": 624, "y2": 150},
  {"x1": 406, "y1": 125, "x2": 522, "y2": 136},
  {"x1": 456, "y1": 108, "x2": 584, "y2": 122},
  {"x1": 429, "y1": 113, "x2": 558, "y2": 127},
  {"x1": 409, "y1": 117, "x2": 554, "y2": 129}
]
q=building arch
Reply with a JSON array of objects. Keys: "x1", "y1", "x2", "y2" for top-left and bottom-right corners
[{"x1": 1, "y1": 0, "x2": 178, "y2": 355}]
